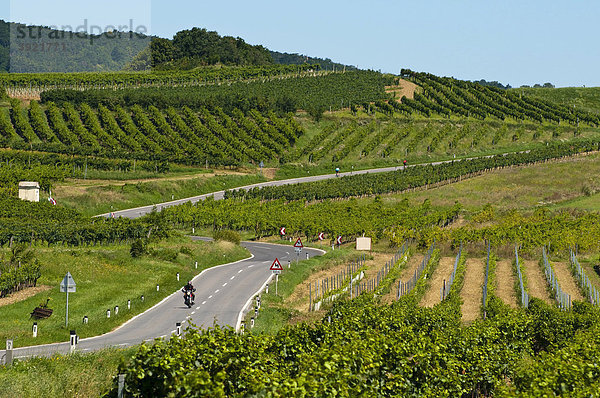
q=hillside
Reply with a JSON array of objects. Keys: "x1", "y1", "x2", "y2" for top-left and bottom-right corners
[{"x1": 517, "y1": 86, "x2": 600, "y2": 115}]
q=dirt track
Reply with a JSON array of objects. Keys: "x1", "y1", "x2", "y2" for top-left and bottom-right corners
[
  {"x1": 522, "y1": 260, "x2": 552, "y2": 304},
  {"x1": 460, "y1": 258, "x2": 484, "y2": 322},
  {"x1": 420, "y1": 257, "x2": 455, "y2": 307},
  {"x1": 551, "y1": 261, "x2": 584, "y2": 301},
  {"x1": 495, "y1": 259, "x2": 518, "y2": 308}
]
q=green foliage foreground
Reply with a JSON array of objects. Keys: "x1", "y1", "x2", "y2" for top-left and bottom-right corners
[{"x1": 105, "y1": 295, "x2": 600, "y2": 397}]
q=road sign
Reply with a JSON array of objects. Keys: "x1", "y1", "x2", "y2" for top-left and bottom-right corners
[
  {"x1": 259, "y1": 161, "x2": 264, "y2": 169},
  {"x1": 318, "y1": 232, "x2": 325, "y2": 241},
  {"x1": 336, "y1": 236, "x2": 342, "y2": 245},
  {"x1": 60, "y1": 272, "x2": 76, "y2": 327},
  {"x1": 270, "y1": 258, "x2": 283, "y2": 274},
  {"x1": 293, "y1": 238, "x2": 303, "y2": 248},
  {"x1": 280, "y1": 227, "x2": 286, "y2": 236},
  {"x1": 60, "y1": 272, "x2": 76, "y2": 293}
]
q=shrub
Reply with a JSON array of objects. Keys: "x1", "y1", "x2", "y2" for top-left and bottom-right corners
[
  {"x1": 213, "y1": 230, "x2": 241, "y2": 245},
  {"x1": 130, "y1": 239, "x2": 147, "y2": 258}
]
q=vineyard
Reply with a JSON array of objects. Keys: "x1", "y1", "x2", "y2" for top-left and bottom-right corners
[
  {"x1": 0, "y1": 100, "x2": 303, "y2": 166},
  {"x1": 0, "y1": 196, "x2": 169, "y2": 247},
  {"x1": 227, "y1": 136, "x2": 600, "y2": 201},
  {"x1": 400, "y1": 69, "x2": 600, "y2": 126},
  {"x1": 0, "y1": 64, "x2": 318, "y2": 98}
]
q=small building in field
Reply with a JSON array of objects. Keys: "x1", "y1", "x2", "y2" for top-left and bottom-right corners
[{"x1": 18, "y1": 181, "x2": 40, "y2": 202}]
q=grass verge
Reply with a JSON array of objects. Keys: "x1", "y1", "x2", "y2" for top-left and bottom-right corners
[{"x1": 0, "y1": 347, "x2": 132, "y2": 398}]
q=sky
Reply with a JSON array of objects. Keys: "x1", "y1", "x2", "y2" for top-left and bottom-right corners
[{"x1": 2, "y1": 0, "x2": 598, "y2": 87}]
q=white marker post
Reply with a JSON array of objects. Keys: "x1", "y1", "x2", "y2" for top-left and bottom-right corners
[{"x1": 60, "y1": 272, "x2": 76, "y2": 327}]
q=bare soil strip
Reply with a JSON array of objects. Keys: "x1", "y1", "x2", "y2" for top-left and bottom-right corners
[
  {"x1": 551, "y1": 261, "x2": 585, "y2": 301},
  {"x1": 522, "y1": 260, "x2": 552, "y2": 304},
  {"x1": 420, "y1": 257, "x2": 455, "y2": 307},
  {"x1": 0, "y1": 285, "x2": 52, "y2": 307},
  {"x1": 385, "y1": 78, "x2": 418, "y2": 100},
  {"x1": 495, "y1": 260, "x2": 518, "y2": 308},
  {"x1": 460, "y1": 258, "x2": 485, "y2": 322}
]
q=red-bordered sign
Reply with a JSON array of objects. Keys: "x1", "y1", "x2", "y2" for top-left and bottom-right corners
[
  {"x1": 293, "y1": 238, "x2": 304, "y2": 248},
  {"x1": 280, "y1": 227, "x2": 286, "y2": 235},
  {"x1": 318, "y1": 232, "x2": 325, "y2": 241},
  {"x1": 336, "y1": 236, "x2": 342, "y2": 245},
  {"x1": 270, "y1": 258, "x2": 283, "y2": 271}
]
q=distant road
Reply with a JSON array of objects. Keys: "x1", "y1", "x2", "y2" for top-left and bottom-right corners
[
  {"x1": 0, "y1": 240, "x2": 324, "y2": 363},
  {"x1": 97, "y1": 152, "x2": 528, "y2": 219}
]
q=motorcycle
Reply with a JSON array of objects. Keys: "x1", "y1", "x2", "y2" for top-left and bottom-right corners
[{"x1": 183, "y1": 290, "x2": 195, "y2": 308}]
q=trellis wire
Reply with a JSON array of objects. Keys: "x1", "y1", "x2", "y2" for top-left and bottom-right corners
[
  {"x1": 515, "y1": 245, "x2": 529, "y2": 308},
  {"x1": 441, "y1": 242, "x2": 462, "y2": 301},
  {"x1": 482, "y1": 241, "x2": 491, "y2": 318},
  {"x1": 397, "y1": 241, "x2": 436, "y2": 299},
  {"x1": 542, "y1": 247, "x2": 571, "y2": 311},
  {"x1": 570, "y1": 249, "x2": 599, "y2": 306}
]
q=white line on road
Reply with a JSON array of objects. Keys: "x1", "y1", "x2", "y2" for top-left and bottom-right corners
[
  {"x1": 208, "y1": 295, "x2": 213, "y2": 299},
  {"x1": 230, "y1": 276, "x2": 235, "y2": 280},
  {"x1": 248, "y1": 264, "x2": 255, "y2": 268},
  {"x1": 215, "y1": 289, "x2": 220, "y2": 293},
  {"x1": 191, "y1": 311, "x2": 195, "y2": 315},
  {"x1": 202, "y1": 301, "x2": 207, "y2": 305},
  {"x1": 222, "y1": 283, "x2": 228, "y2": 287},
  {"x1": 238, "y1": 269, "x2": 243, "y2": 273}
]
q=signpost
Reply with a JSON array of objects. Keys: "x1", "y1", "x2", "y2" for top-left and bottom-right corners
[
  {"x1": 270, "y1": 258, "x2": 283, "y2": 295},
  {"x1": 336, "y1": 236, "x2": 342, "y2": 246},
  {"x1": 60, "y1": 272, "x2": 76, "y2": 327},
  {"x1": 318, "y1": 232, "x2": 325, "y2": 241},
  {"x1": 294, "y1": 238, "x2": 303, "y2": 263}
]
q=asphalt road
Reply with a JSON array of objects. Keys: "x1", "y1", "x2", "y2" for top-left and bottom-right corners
[
  {"x1": 0, "y1": 240, "x2": 324, "y2": 363},
  {"x1": 98, "y1": 152, "x2": 525, "y2": 219}
]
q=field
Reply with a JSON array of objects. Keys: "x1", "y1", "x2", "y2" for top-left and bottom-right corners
[{"x1": 3, "y1": 63, "x2": 600, "y2": 397}]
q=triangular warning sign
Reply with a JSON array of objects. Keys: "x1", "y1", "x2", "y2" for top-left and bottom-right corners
[
  {"x1": 270, "y1": 258, "x2": 283, "y2": 271},
  {"x1": 293, "y1": 238, "x2": 304, "y2": 248}
]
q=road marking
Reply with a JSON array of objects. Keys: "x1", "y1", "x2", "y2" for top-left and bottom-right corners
[
  {"x1": 230, "y1": 276, "x2": 235, "y2": 280},
  {"x1": 248, "y1": 264, "x2": 255, "y2": 268},
  {"x1": 208, "y1": 295, "x2": 213, "y2": 299},
  {"x1": 222, "y1": 283, "x2": 227, "y2": 287},
  {"x1": 262, "y1": 261, "x2": 270, "y2": 264},
  {"x1": 238, "y1": 269, "x2": 243, "y2": 274},
  {"x1": 191, "y1": 311, "x2": 195, "y2": 315},
  {"x1": 215, "y1": 289, "x2": 220, "y2": 293},
  {"x1": 202, "y1": 301, "x2": 207, "y2": 305}
]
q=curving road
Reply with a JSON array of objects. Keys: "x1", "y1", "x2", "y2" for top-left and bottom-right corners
[{"x1": 0, "y1": 240, "x2": 324, "y2": 363}]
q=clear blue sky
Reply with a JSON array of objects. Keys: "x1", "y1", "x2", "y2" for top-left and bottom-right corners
[{"x1": 2, "y1": 0, "x2": 598, "y2": 87}]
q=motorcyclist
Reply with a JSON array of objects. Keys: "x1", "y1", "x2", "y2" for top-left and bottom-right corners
[
  {"x1": 335, "y1": 167, "x2": 340, "y2": 177},
  {"x1": 182, "y1": 281, "x2": 196, "y2": 303}
]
